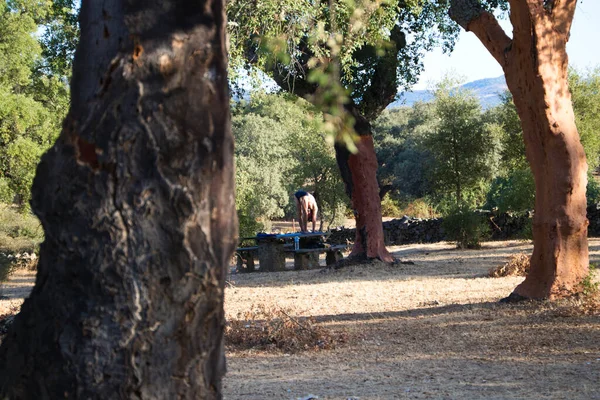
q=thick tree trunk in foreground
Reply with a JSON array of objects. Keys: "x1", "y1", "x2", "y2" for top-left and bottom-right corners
[
  {"x1": 335, "y1": 107, "x2": 393, "y2": 262},
  {"x1": 450, "y1": 0, "x2": 588, "y2": 299},
  {"x1": 0, "y1": 0, "x2": 235, "y2": 398}
]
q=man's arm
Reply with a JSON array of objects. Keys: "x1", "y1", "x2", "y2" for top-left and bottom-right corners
[
  {"x1": 311, "y1": 203, "x2": 318, "y2": 232},
  {"x1": 295, "y1": 198, "x2": 302, "y2": 232}
]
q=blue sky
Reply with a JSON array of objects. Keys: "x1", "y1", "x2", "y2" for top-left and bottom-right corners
[{"x1": 414, "y1": 2, "x2": 600, "y2": 89}]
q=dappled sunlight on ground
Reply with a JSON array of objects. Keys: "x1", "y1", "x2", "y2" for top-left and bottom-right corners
[{"x1": 224, "y1": 239, "x2": 600, "y2": 399}]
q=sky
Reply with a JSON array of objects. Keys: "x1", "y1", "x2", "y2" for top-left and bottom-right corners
[{"x1": 414, "y1": 2, "x2": 600, "y2": 90}]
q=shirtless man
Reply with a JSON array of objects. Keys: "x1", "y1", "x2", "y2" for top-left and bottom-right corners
[{"x1": 294, "y1": 190, "x2": 318, "y2": 232}]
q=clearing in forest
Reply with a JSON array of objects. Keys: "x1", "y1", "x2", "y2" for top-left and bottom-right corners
[{"x1": 224, "y1": 240, "x2": 600, "y2": 400}]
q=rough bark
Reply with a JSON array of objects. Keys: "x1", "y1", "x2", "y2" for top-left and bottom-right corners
[
  {"x1": 335, "y1": 106, "x2": 394, "y2": 262},
  {"x1": 449, "y1": 0, "x2": 588, "y2": 299},
  {"x1": 0, "y1": 0, "x2": 236, "y2": 398}
]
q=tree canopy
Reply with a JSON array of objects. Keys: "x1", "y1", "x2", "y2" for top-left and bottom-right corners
[
  {"x1": 0, "y1": 0, "x2": 74, "y2": 207},
  {"x1": 233, "y1": 93, "x2": 347, "y2": 236},
  {"x1": 227, "y1": 0, "x2": 467, "y2": 126}
]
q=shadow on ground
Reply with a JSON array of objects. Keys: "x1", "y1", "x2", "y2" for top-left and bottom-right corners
[{"x1": 224, "y1": 299, "x2": 600, "y2": 399}]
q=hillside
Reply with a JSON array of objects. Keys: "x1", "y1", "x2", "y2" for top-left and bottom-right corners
[{"x1": 388, "y1": 75, "x2": 508, "y2": 110}]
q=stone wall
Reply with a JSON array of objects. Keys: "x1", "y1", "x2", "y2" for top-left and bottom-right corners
[{"x1": 329, "y1": 205, "x2": 600, "y2": 246}]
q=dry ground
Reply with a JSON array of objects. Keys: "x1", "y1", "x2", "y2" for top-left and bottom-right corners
[
  {"x1": 224, "y1": 240, "x2": 600, "y2": 400},
  {"x1": 0, "y1": 268, "x2": 36, "y2": 316},
  {"x1": 1, "y1": 240, "x2": 599, "y2": 399}
]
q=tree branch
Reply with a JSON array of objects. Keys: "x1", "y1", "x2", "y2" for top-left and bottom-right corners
[
  {"x1": 549, "y1": 0, "x2": 577, "y2": 38},
  {"x1": 353, "y1": 26, "x2": 406, "y2": 121},
  {"x1": 449, "y1": 0, "x2": 512, "y2": 67}
]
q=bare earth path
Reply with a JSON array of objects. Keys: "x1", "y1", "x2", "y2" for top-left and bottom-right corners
[{"x1": 2, "y1": 240, "x2": 599, "y2": 399}]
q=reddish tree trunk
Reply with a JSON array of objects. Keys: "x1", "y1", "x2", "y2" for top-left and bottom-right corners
[
  {"x1": 0, "y1": 0, "x2": 235, "y2": 398},
  {"x1": 336, "y1": 107, "x2": 393, "y2": 262},
  {"x1": 504, "y1": 12, "x2": 588, "y2": 300},
  {"x1": 450, "y1": 0, "x2": 588, "y2": 299}
]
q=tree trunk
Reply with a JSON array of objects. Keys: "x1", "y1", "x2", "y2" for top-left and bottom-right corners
[
  {"x1": 505, "y1": 35, "x2": 588, "y2": 300},
  {"x1": 449, "y1": 0, "x2": 588, "y2": 299},
  {"x1": 0, "y1": 0, "x2": 235, "y2": 398},
  {"x1": 335, "y1": 106, "x2": 393, "y2": 262}
]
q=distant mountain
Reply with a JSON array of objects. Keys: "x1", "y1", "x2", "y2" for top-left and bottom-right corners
[{"x1": 387, "y1": 76, "x2": 508, "y2": 110}]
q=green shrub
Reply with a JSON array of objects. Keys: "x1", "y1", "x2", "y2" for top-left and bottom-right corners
[
  {"x1": 0, "y1": 178, "x2": 14, "y2": 204},
  {"x1": 0, "y1": 204, "x2": 42, "y2": 283},
  {"x1": 0, "y1": 204, "x2": 44, "y2": 244},
  {"x1": 519, "y1": 218, "x2": 533, "y2": 240},
  {"x1": 380, "y1": 194, "x2": 401, "y2": 217},
  {"x1": 485, "y1": 168, "x2": 535, "y2": 213},
  {"x1": 237, "y1": 212, "x2": 264, "y2": 239},
  {"x1": 580, "y1": 264, "x2": 599, "y2": 297},
  {"x1": 587, "y1": 176, "x2": 600, "y2": 207},
  {"x1": 0, "y1": 255, "x2": 16, "y2": 284},
  {"x1": 442, "y1": 206, "x2": 490, "y2": 249}
]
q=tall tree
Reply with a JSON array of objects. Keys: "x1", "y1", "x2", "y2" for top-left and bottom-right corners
[
  {"x1": 0, "y1": 0, "x2": 235, "y2": 398},
  {"x1": 425, "y1": 81, "x2": 499, "y2": 209},
  {"x1": 228, "y1": 0, "x2": 460, "y2": 262},
  {"x1": 449, "y1": 0, "x2": 588, "y2": 300},
  {"x1": 0, "y1": 0, "x2": 68, "y2": 207}
]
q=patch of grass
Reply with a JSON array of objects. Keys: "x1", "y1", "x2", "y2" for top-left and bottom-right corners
[
  {"x1": 0, "y1": 205, "x2": 43, "y2": 251},
  {"x1": 489, "y1": 253, "x2": 531, "y2": 277},
  {"x1": 400, "y1": 198, "x2": 439, "y2": 219},
  {"x1": 580, "y1": 264, "x2": 599, "y2": 297},
  {"x1": 442, "y1": 207, "x2": 490, "y2": 249},
  {"x1": 380, "y1": 194, "x2": 401, "y2": 217},
  {"x1": 225, "y1": 304, "x2": 347, "y2": 353},
  {"x1": 0, "y1": 204, "x2": 43, "y2": 283}
]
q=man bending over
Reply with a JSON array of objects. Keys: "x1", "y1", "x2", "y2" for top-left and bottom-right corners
[{"x1": 294, "y1": 190, "x2": 318, "y2": 232}]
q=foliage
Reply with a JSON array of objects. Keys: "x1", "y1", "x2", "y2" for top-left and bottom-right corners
[
  {"x1": 569, "y1": 68, "x2": 600, "y2": 172},
  {"x1": 425, "y1": 79, "x2": 500, "y2": 209},
  {"x1": 237, "y1": 214, "x2": 265, "y2": 240},
  {"x1": 488, "y1": 92, "x2": 528, "y2": 172},
  {"x1": 380, "y1": 193, "x2": 401, "y2": 217},
  {"x1": 587, "y1": 176, "x2": 600, "y2": 207},
  {"x1": 372, "y1": 103, "x2": 434, "y2": 199},
  {"x1": 399, "y1": 197, "x2": 439, "y2": 219},
  {"x1": 0, "y1": 203, "x2": 42, "y2": 283},
  {"x1": 579, "y1": 264, "x2": 599, "y2": 297},
  {"x1": 442, "y1": 206, "x2": 490, "y2": 249},
  {"x1": 0, "y1": 1, "x2": 72, "y2": 209},
  {"x1": 233, "y1": 93, "x2": 347, "y2": 234},
  {"x1": 485, "y1": 168, "x2": 535, "y2": 212},
  {"x1": 234, "y1": 111, "x2": 293, "y2": 223},
  {"x1": 38, "y1": 0, "x2": 79, "y2": 79},
  {"x1": 483, "y1": 68, "x2": 600, "y2": 212},
  {"x1": 226, "y1": 0, "x2": 466, "y2": 154},
  {"x1": 0, "y1": 204, "x2": 43, "y2": 249}
]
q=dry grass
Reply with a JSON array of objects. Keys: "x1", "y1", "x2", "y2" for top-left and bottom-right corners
[
  {"x1": 1, "y1": 240, "x2": 599, "y2": 399},
  {"x1": 0, "y1": 268, "x2": 37, "y2": 316},
  {"x1": 548, "y1": 293, "x2": 600, "y2": 317},
  {"x1": 489, "y1": 252, "x2": 531, "y2": 277},
  {"x1": 224, "y1": 240, "x2": 600, "y2": 399},
  {"x1": 226, "y1": 304, "x2": 348, "y2": 354}
]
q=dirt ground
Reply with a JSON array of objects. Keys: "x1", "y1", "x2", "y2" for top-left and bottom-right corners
[
  {"x1": 0, "y1": 268, "x2": 36, "y2": 316},
  {"x1": 224, "y1": 239, "x2": 600, "y2": 400},
  {"x1": 1, "y1": 240, "x2": 599, "y2": 399}
]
